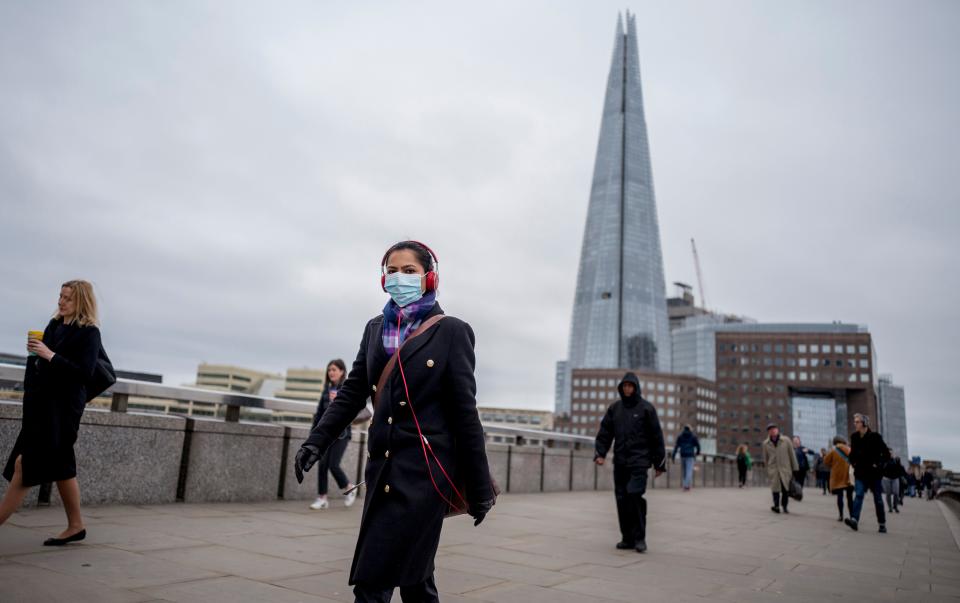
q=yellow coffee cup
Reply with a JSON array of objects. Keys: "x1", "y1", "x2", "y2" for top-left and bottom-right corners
[{"x1": 27, "y1": 330, "x2": 43, "y2": 356}]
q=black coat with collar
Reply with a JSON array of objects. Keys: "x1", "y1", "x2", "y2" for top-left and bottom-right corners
[
  {"x1": 3, "y1": 318, "x2": 101, "y2": 487},
  {"x1": 303, "y1": 302, "x2": 493, "y2": 587}
]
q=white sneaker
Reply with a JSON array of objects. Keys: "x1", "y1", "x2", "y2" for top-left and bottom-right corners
[
  {"x1": 344, "y1": 487, "x2": 358, "y2": 508},
  {"x1": 309, "y1": 497, "x2": 329, "y2": 510}
]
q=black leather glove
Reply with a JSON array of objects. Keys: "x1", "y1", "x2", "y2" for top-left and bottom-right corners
[
  {"x1": 294, "y1": 444, "x2": 321, "y2": 484},
  {"x1": 469, "y1": 498, "x2": 495, "y2": 526}
]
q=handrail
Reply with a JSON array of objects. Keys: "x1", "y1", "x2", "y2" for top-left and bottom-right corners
[
  {"x1": 0, "y1": 362, "x2": 745, "y2": 460},
  {"x1": 0, "y1": 362, "x2": 315, "y2": 421}
]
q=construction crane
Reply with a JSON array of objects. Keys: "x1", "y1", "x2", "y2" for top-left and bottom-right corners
[{"x1": 691, "y1": 238, "x2": 706, "y2": 310}]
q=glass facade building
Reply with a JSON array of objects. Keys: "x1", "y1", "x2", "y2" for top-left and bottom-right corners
[
  {"x1": 791, "y1": 396, "x2": 838, "y2": 450},
  {"x1": 878, "y1": 374, "x2": 908, "y2": 460},
  {"x1": 558, "y1": 12, "x2": 671, "y2": 415}
]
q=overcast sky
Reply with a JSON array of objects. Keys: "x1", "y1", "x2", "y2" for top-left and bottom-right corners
[{"x1": 1, "y1": 1, "x2": 958, "y2": 466}]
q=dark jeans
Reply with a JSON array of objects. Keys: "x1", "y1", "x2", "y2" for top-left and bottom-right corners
[
  {"x1": 318, "y1": 437, "x2": 351, "y2": 495},
  {"x1": 772, "y1": 480, "x2": 790, "y2": 511},
  {"x1": 834, "y1": 486, "x2": 854, "y2": 518},
  {"x1": 794, "y1": 470, "x2": 807, "y2": 488},
  {"x1": 737, "y1": 465, "x2": 748, "y2": 486},
  {"x1": 851, "y1": 478, "x2": 886, "y2": 525},
  {"x1": 614, "y1": 464, "x2": 649, "y2": 544},
  {"x1": 353, "y1": 574, "x2": 439, "y2": 603}
]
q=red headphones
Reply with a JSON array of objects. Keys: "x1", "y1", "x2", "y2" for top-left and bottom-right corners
[{"x1": 380, "y1": 240, "x2": 440, "y2": 293}]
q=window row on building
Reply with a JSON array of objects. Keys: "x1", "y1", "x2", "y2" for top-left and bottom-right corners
[
  {"x1": 719, "y1": 343, "x2": 870, "y2": 355},
  {"x1": 718, "y1": 370, "x2": 871, "y2": 383}
]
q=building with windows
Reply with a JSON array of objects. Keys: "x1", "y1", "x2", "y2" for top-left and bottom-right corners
[
  {"x1": 556, "y1": 11, "x2": 671, "y2": 416},
  {"x1": 274, "y1": 368, "x2": 325, "y2": 403},
  {"x1": 195, "y1": 364, "x2": 281, "y2": 394},
  {"x1": 558, "y1": 368, "x2": 717, "y2": 454},
  {"x1": 477, "y1": 407, "x2": 554, "y2": 431},
  {"x1": 713, "y1": 325, "x2": 877, "y2": 455},
  {"x1": 878, "y1": 374, "x2": 908, "y2": 460}
]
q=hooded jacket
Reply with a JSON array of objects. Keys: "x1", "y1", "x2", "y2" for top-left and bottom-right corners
[
  {"x1": 594, "y1": 372, "x2": 666, "y2": 470},
  {"x1": 672, "y1": 426, "x2": 701, "y2": 460}
]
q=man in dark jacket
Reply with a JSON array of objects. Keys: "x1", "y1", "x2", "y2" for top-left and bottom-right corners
[
  {"x1": 845, "y1": 413, "x2": 890, "y2": 533},
  {"x1": 595, "y1": 372, "x2": 666, "y2": 553},
  {"x1": 671, "y1": 425, "x2": 701, "y2": 491}
]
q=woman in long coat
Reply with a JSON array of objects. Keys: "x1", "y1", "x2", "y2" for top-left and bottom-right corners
[
  {"x1": 0, "y1": 280, "x2": 102, "y2": 545},
  {"x1": 822, "y1": 436, "x2": 854, "y2": 521},
  {"x1": 762, "y1": 423, "x2": 799, "y2": 514},
  {"x1": 295, "y1": 241, "x2": 495, "y2": 603}
]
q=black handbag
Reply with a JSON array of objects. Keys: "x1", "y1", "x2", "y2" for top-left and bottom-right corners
[
  {"x1": 788, "y1": 478, "x2": 804, "y2": 501},
  {"x1": 86, "y1": 345, "x2": 117, "y2": 402}
]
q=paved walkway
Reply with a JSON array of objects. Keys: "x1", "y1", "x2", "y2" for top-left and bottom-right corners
[{"x1": 1, "y1": 488, "x2": 959, "y2": 602}]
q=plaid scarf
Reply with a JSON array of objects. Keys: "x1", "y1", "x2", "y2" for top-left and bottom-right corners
[{"x1": 382, "y1": 291, "x2": 437, "y2": 355}]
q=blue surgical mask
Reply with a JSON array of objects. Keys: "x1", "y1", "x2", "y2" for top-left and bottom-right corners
[{"x1": 384, "y1": 273, "x2": 423, "y2": 307}]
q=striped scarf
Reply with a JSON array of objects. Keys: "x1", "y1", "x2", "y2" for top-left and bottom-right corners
[{"x1": 381, "y1": 291, "x2": 437, "y2": 355}]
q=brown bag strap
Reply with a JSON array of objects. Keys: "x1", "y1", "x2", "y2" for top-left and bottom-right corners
[{"x1": 374, "y1": 315, "x2": 446, "y2": 406}]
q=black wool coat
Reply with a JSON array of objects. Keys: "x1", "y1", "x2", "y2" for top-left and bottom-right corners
[
  {"x1": 849, "y1": 429, "x2": 890, "y2": 483},
  {"x1": 304, "y1": 303, "x2": 494, "y2": 587},
  {"x1": 3, "y1": 318, "x2": 101, "y2": 487}
]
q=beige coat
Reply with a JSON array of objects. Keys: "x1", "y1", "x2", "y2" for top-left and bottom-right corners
[{"x1": 763, "y1": 436, "x2": 799, "y2": 492}]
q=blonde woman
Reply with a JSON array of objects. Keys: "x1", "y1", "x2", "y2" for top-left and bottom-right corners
[{"x1": 1, "y1": 280, "x2": 102, "y2": 545}]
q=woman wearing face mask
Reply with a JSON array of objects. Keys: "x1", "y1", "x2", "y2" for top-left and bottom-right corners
[
  {"x1": 294, "y1": 240, "x2": 495, "y2": 603},
  {"x1": 0, "y1": 280, "x2": 102, "y2": 546},
  {"x1": 309, "y1": 359, "x2": 358, "y2": 510}
]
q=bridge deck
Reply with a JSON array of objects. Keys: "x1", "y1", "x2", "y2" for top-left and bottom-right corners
[{"x1": 2, "y1": 488, "x2": 959, "y2": 602}]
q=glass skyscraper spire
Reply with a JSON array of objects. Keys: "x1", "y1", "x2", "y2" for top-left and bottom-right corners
[{"x1": 558, "y1": 12, "x2": 670, "y2": 415}]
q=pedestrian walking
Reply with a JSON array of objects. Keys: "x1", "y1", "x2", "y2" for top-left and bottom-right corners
[
  {"x1": 792, "y1": 436, "x2": 810, "y2": 487},
  {"x1": 671, "y1": 425, "x2": 700, "y2": 491},
  {"x1": 921, "y1": 468, "x2": 934, "y2": 500},
  {"x1": 763, "y1": 424, "x2": 799, "y2": 514},
  {"x1": 294, "y1": 241, "x2": 496, "y2": 602},
  {"x1": 815, "y1": 448, "x2": 830, "y2": 495},
  {"x1": 881, "y1": 451, "x2": 905, "y2": 514},
  {"x1": 845, "y1": 413, "x2": 890, "y2": 533},
  {"x1": 822, "y1": 436, "x2": 854, "y2": 522},
  {"x1": 735, "y1": 443, "x2": 752, "y2": 488},
  {"x1": 309, "y1": 359, "x2": 358, "y2": 511},
  {"x1": 1, "y1": 280, "x2": 112, "y2": 546},
  {"x1": 595, "y1": 372, "x2": 666, "y2": 553}
]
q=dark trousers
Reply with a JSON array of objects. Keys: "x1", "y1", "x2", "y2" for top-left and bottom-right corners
[
  {"x1": 737, "y1": 464, "x2": 748, "y2": 486},
  {"x1": 353, "y1": 574, "x2": 439, "y2": 603},
  {"x1": 317, "y1": 437, "x2": 351, "y2": 495},
  {"x1": 794, "y1": 470, "x2": 807, "y2": 488},
  {"x1": 852, "y1": 478, "x2": 886, "y2": 525},
  {"x1": 614, "y1": 464, "x2": 649, "y2": 544},
  {"x1": 834, "y1": 486, "x2": 854, "y2": 518},
  {"x1": 772, "y1": 480, "x2": 790, "y2": 511}
]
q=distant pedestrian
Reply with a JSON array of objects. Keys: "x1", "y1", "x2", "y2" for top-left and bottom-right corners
[
  {"x1": 906, "y1": 471, "x2": 917, "y2": 498},
  {"x1": 1, "y1": 280, "x2": 110, "y2": 546},
  {"x1": 822, "y1": 436, "x2": 854, "y2": 522},
  {"x1": 671, "y1": 425, "x2": 701, "y2": 491},
  {"x1": 792, "y1": 436, "x2": 810, "y2": 487},
  {"x1": 309, "y1": 359, "x2": 358, "y2": 511},
  {"x1": 595, "y1": 372, "x2": 666, "y2": 553},
  {"x1": 815, "y1": 448, "x2": 830, "y2": 495},
  {"x1": 735, "y1": 444, "x2": 752, "y2": 488},
  {"x1": 845, "y1": 413, "x2": 890, "y2": 533},
  {"x1": 921, "y1": 468, "x2": 934, "y2": 500},
  {"x1": 881, "y1": 451, "x2": 905, "y2": 514},
  {"x1": 763, "y1": 424, "x2": 799, "y2": 514}
]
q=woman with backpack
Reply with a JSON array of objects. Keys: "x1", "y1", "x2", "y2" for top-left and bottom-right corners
[
  {"x1": 735, "y1": 443, "x2": 752, "y2": 488},
  {"x1": 822, "y1": 436, "x2": 855, "y2": 522},
  {"x1": 0, "y1": 280, "x2": 104, "y2": 545}
]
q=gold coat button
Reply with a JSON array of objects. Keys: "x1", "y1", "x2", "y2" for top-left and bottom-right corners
[
  {"x1": 366, "y1": 452, "x2": 371, "y2": 459},
  {"x1": 385, "y1": 450, "x2": 390, "y2": 458},
  {"x1": 426, "y1": 359, "x2": 435, "y2": 368},
  {"x1": 387, "y1": 416, "x2": 393, "y2": 424},
  {"x1": 399, "y1": 400, "x2": 407, "y2": 407},
  {"x1": 384, "y1": 484, "x2": 390, "y2": 493},
  {"x1": 371, "y1": 385, "x2": 377, "y2": 392}
]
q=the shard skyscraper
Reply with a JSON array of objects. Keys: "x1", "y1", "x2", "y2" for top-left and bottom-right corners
[{"x1": 557, "y1": 12, "x2": 670, "y2": 415}]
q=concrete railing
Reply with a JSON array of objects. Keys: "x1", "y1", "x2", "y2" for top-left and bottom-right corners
[{"x1": 0, "y1": 364, "x2": 767, "y2": 507}]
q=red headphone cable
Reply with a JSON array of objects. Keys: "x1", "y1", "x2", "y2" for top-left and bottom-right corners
[{"x1": 395, "y1": 313, "x2": 468, "y2": 514}]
